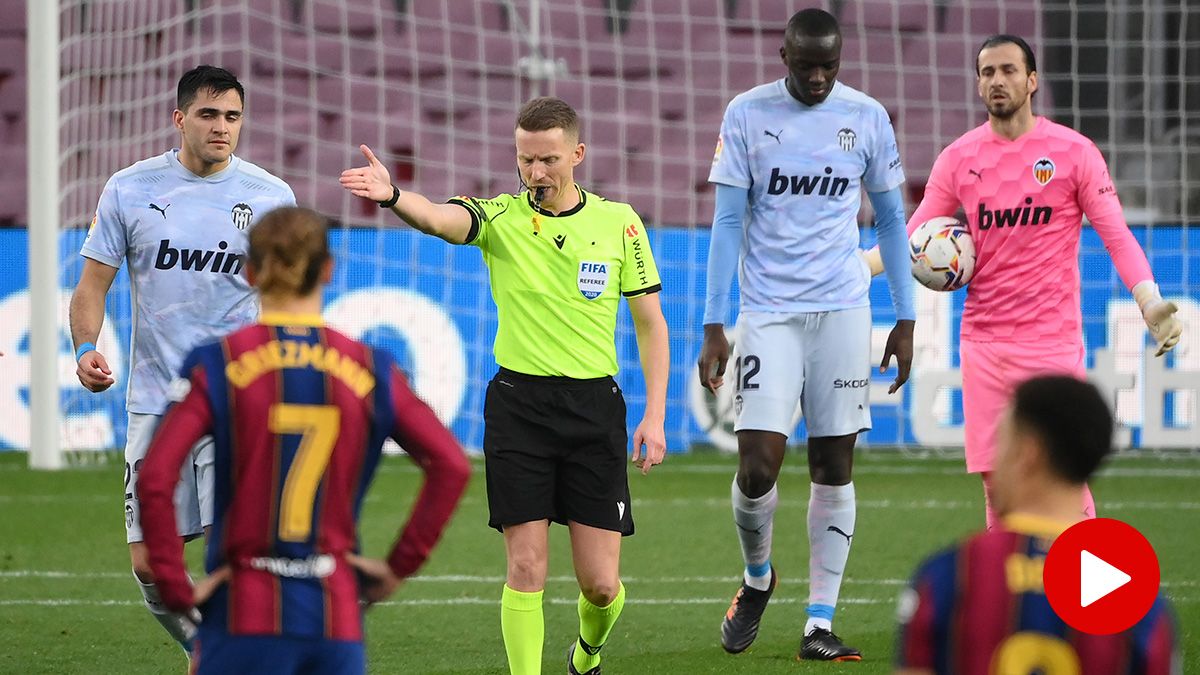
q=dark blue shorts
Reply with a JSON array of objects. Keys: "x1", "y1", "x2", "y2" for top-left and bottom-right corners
[{"x1": 196, "y1": 625, "x2": 365, "y2": 675}]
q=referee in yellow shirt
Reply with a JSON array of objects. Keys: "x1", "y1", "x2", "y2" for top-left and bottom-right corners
[{"x1": 340, "y1": 96, "x2": 669, "y2": 675}]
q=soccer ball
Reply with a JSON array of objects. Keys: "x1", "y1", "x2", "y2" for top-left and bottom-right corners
[{"x1": 909, "y1": 216, "x2": 976, "y2": 291}]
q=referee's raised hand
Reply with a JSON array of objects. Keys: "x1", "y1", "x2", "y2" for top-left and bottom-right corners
[{"x1": 340, "y1": 144, "x2": 394, "y2": 203}]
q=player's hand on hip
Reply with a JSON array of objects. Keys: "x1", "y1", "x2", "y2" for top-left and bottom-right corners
[
  {"x1": 1143, "y1": 300, "x2": 1182, "y2": 356},
  {"x1": 697, "y1": 324, "x2": 730, "y2": 394},
  {"x1": 339, "y1": 144, "x2": 395, "y2": 202},
  {"x1": 631, "y1": 418, "x2": 666, "y2": 476},
  {"x1": 347, "y1": 553, "x2": 403, "y2": 607},
  {"x1": 76, "y1": 349, "x2": 114, "y2": 392},
  {"x1": 880, "y1": 319, "x2": 915, "y2": 394},
  {"x1": 193, "y1": 565, "x2": 230, "y2": 608}
]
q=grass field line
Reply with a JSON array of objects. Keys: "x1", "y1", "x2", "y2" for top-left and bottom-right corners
[
  {"x1": 3, "y1": 493, "x2": 1196, "y2": 511},
  {"x1": 0, "y1": 597, "x2": 884, "y2": 608},
  {"x1": 370, "y1": 464, "x2": 1200, "y2": 479},
  {"x1": 3, "y1": 595, "x2": 1197, "y2": 609},
  {"x1": 3, "y1": 571, "x2": 1195, "y2": 590},
  {"x1": 627, "y1": 497, "x2": 1200, "y2": 511}
]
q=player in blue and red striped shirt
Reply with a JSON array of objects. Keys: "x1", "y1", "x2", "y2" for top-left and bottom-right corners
[
  {"x1": 895, "y1": 376, "x2": 1178, "y2": 675},
  {"x1": 138, "y1": 206, "x2": 470, "y2": 674}
]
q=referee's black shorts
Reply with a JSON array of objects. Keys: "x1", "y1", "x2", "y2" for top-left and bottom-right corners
[{"x1": 483, "y1": 367, "x2": 633, "y2": 536}]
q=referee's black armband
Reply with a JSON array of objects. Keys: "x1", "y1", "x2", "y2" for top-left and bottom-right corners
[
  {"x1": 447, "y1": 197, "x2": 483, "y2": 244},
  {"x1": 378, "y1": 185, "x2": 400, "y2": 208},
  {"x1": 622, "y1": 284, "x2": 663, "y2": 298}
]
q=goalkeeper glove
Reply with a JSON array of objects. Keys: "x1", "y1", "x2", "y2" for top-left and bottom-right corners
[
  {"x1": 1132, "y1": 281, "x2": 1182, "y2": 357},
  {"x1": 861, "y1": 246, "x2": 884, "y2": 277}
]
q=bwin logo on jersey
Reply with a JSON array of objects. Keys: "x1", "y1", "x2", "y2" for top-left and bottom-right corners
[
  {"x1": 155, "y1": 239, "x2": 244, "y2": 274},
  {"x1": 837, "y1": 127, "x2": 857, "y2": 151},
  {"x1": 767, "y1": 167, "x2": 851, "y2": 197},
  {"x1": 231, "y1": 202, "x2": 253, "y2": 230},
  {"x1": 577, "y1": 261, "x2": 609, "y2": 300}
]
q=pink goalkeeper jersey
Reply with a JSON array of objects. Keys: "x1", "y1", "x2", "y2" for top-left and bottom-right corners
[{"x1": 909, "y1": 116, "x2": 1152, "y2": 343}]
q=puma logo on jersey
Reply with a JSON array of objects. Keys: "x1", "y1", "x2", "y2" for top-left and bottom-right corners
[
  {"x1": 149, "y1": 203, "x2": 170, "y2": 218},
  {"x1": 154, "y1": 238, "x2": 244, "y2": 274},
  {"x1": 767, "y1": 167, "x2": 850, "y2": 197},
  {"x1": 977, "y1": 198, "x2": 1052, "y2": 230},
  {"x1": 764, "y1": 129, "x2": 783, "y2": 143},
  {"x1": 967, "y1": 168, "x2": 983, "y2": 180}
]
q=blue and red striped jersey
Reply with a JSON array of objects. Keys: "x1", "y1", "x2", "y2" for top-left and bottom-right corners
[
  {"x1": 896, "y1": 514, "x2": 1178, "y2": 674},
  {"x1": 138, "y1": 312, "x2": 470, "y2": 640}
]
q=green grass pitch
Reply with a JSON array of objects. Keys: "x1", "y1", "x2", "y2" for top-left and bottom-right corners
[{"x1": 0, "y1": 451, "x2": 1195, "y2": 673}]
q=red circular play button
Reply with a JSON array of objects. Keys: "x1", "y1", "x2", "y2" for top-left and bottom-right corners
[{"x1": 1043, "y1": 518, "x2": 1161, "y2": 635}]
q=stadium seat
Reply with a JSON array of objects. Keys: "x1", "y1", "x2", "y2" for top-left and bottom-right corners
[
  {"x1": 75, "y1": 0, "x2": 181, "y2": 32},
  {"x1": 0, "y1": 73, "x2": 23, "y2": 120},
  {"x1": 613, "y1": 1, "x2": 690, "y2": 53},
  {"x1": 842, "y1": 0, "x2": 932, "y2": 33},
  {"x1": 726, "y1": 0, "x2": 814, "y2": 35},
  {"x1": 0, "y1": 36, "x2": 24, "y2": 80},
  {"x1": 251, "y1": 33, "x2": 349, "y2": 77},
  {"x1": 408, "y1": 0, "x2": 510, "y2": 33},
  {"x1": 943, "y1": 5, "x2": 1039, "y2": 40},
  {"x1": 307, "y1": 1, "x2": 378, "y2": 39},
  {"x1": 0, "y1": 0, "x2": 25, "y2": 36},
  {"x1": 0, "y1": 178, "x2": 25, "y2": 225}
]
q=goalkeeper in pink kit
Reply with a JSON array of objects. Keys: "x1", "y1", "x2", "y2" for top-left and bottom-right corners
[{"x1": 869, "y1": 35, "x2": 1183, "y2": 528}]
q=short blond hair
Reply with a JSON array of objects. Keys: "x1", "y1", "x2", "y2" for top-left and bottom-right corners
[{"x1": 516, "y1": 96, "x2": 580, "y2": 139}]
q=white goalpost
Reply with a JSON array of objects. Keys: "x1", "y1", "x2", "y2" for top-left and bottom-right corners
[{"x1": 28, "y1": 0, "x2": 61, "y2": 469}]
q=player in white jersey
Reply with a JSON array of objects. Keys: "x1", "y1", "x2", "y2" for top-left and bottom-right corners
[
  {"x1": 69, "y1": 65, "x2": 294, "y2": 667},
  {"x1": 698, "y1": 9, "x2": 916, "y2": 662}
]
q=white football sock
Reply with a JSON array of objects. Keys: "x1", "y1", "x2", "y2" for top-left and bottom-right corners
[
  {"x1": 135, "y1": 570, "x2": 197, "y2": 653},
  {"x1": 806, "y1": 482, "x2": 856, "y2": 634},
  {"x1": 732, "y1": 477, "x2": 778, "y2": 591}
]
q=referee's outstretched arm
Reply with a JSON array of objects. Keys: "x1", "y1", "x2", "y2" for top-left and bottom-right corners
[{"x1": 340, "y1": 144, "x2": 474, "y2": 244}]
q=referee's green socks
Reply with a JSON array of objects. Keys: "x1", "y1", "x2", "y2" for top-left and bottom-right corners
[
  {"x1": 501, "y1": 585, "x2": 544, "y2": 675},
  {"x1": 573, "y1": 582, "x2": 626, "y2": 673}
]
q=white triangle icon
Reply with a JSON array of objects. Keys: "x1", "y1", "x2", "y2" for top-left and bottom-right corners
[{"x1": 1080, "y1": 550, "x2": 1131, "y2": 607}]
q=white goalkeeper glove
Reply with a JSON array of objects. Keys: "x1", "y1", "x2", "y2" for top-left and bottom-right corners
[
  {"x1": 861, "y1": 246, "x2": 884, "y2": 277},
  {"x1": 1132, "y1": 281, "x2": 1182, "y2": 357}
]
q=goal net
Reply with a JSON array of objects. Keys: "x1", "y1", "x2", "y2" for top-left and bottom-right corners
[{"x1": 7, "y1": 0, "x2": 1196, "y2": 459}]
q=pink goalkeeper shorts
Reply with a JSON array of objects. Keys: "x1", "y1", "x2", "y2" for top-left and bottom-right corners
[{"x1": 959, "y1": 338, "x2": 1086, "y2": 473}]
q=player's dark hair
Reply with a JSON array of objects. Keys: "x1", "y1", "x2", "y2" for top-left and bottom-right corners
[
  {"x1": 516, "y1": 96, "x2": 580, "y2": 140},
  {"x1": 177, "y1": 65, "x2": 245, "y2": 112},
  {"x1": 248, "y1": 207, "x2": 330, "y2": 298},
  {"x1": 1012, "y1": 376, "x2": 1113, "y2": 484},
  {"x1": 786, "y1": 8, "x2": 841, "y2": 39},
  {"x1": 977, "y1": 34, "x2": 1037, "y2": 75}
]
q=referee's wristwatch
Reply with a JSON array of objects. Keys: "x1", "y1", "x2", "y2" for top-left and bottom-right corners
[{"x1": 378, "y1": 185, "x2": 400, "y2": 209}]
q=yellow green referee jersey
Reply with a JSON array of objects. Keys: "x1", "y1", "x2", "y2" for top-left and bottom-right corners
[{"x1": 449, "y1": 186, "x2": 662, "y2": 379}]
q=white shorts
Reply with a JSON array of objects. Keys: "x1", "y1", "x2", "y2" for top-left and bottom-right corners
[
  {"x1": 733, "y1": 307, "x2": 873, "y2": 438},
  {"x1": 124, "y1": 412, "x2": 215, "y2": 544}
]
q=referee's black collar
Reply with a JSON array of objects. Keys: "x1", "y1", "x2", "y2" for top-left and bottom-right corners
[{"x1": 526, "y1": 184, "x2": 586, "y2": 217}]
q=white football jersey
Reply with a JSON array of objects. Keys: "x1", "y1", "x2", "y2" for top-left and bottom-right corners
[
  {"x1": 82, "y1": 149, "x2": 295, "y2": 414},
  {"x1": 709, "y1": 80, "x2": 905, "y2": 313}
]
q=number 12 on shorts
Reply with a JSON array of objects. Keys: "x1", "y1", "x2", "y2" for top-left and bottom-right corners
[{"x1": 735, "y1": 355, "x2": 760, "y2": 391}]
